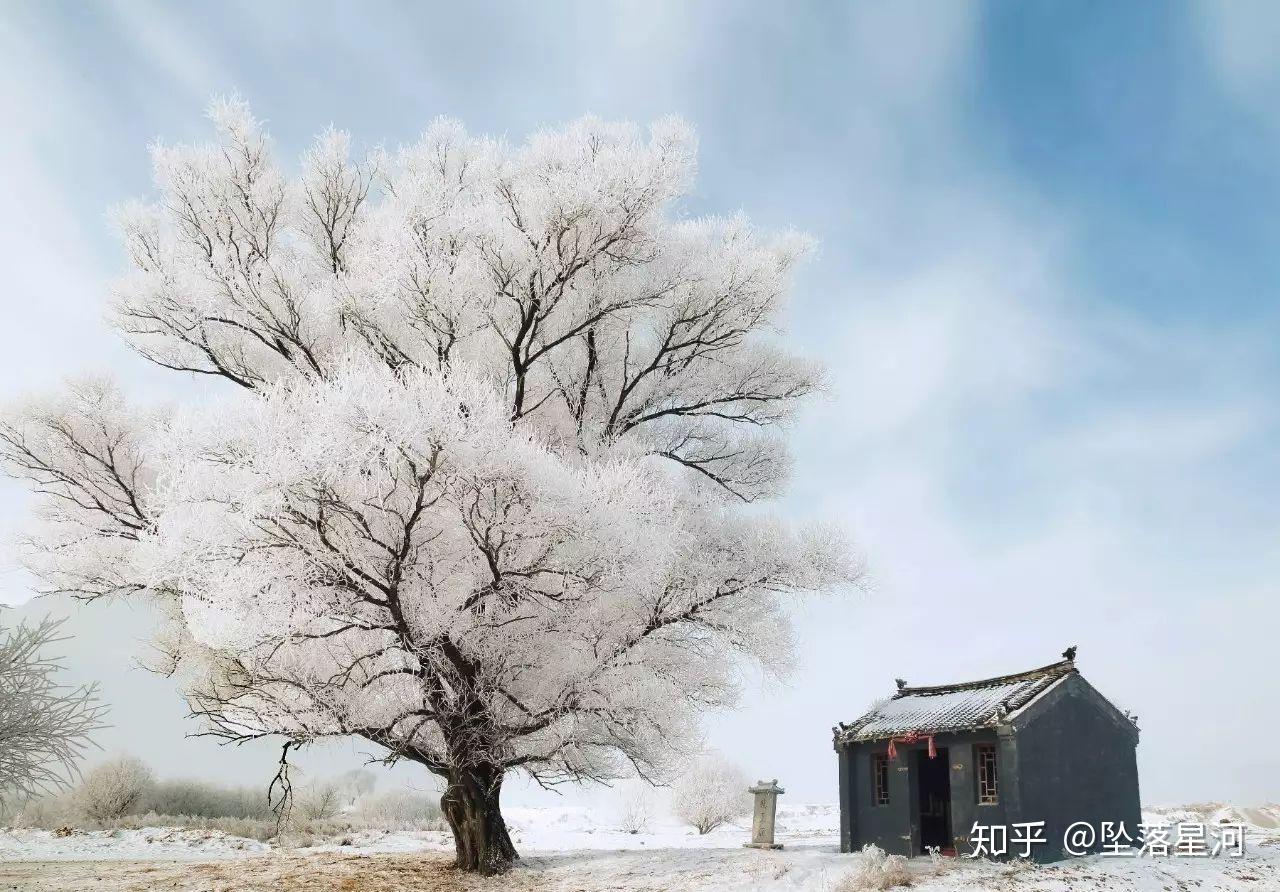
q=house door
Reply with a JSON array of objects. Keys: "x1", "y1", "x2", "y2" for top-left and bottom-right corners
[{"x1": 916, "y1": 747, "x2": 951, "y2": 854}]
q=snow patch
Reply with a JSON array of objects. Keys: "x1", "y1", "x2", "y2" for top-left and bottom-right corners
[{"x1": 0, "y1": 825, "x2": 270, "y2": 861}]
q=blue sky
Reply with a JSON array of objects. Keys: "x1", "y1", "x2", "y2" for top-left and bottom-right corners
[{"x1": 1, "y1": 2, "x2": 1277, "y2": 807}]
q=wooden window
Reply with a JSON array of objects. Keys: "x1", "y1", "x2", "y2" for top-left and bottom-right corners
[
  {"x1": 975, "y1": 744, "x2": 999, "y2": 804},
  {"x1": 871, "y1": 752, "x2": 890, "y2": 805}
]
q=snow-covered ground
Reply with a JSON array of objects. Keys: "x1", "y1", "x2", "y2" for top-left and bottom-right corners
[
  {"x1": 2, "y1": 803, "x2": 1277, "y2": 891},
  {"x1": 0, "y1": 825, "x2": 271, "y2": 862}
]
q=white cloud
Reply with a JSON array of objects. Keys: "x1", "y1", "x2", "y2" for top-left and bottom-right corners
[
  {"x1": 1192, "y1": 0, "x2": 1280, "y2": 126},
  {"x1": 103, "y1": 2, "x2": 231, "y2": 102},
  {"x1": 1061, "y1": 403, "x2": 1260, "y2": 465},
  {"x1": 825, "y1": 259, "x2": 1070, "y2": 442},
  {"x1": 0, "y1": 20, "x2": 117, "y2": 396},
  {"x1": 844, "y1": 1, "x2": 976, "y2": 114}
]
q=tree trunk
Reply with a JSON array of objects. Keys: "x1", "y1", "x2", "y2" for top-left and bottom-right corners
[{"x1": 440, "y1": 764, "x2": 518, "y2": 874}]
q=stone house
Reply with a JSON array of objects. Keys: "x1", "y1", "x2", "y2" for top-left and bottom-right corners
[{"x1": 833, "y1": 651, "x2": 1141, "y2": 861}]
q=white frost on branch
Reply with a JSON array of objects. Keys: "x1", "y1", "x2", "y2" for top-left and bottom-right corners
[
  {"x1": 74, "y1": 754, "x2": 154, "y2": 823},
  {"x1": 136, "y1": 357, "x2": 844, "y2": 783},
  {"x1": 0, "y1": 616, "x2": 106, "y2": 803},
  {"x1": 0, "y1": 379, "x2": 158, "y2": 601}
]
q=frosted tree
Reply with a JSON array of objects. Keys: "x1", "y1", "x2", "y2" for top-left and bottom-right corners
[
  {"x1": 0, "y1": 100, "x2": 857, "y2": 873},
  {"x1": 0, "y1": 616, "x2": 105, "y2": 806},
  {"x1": 75, "y1": 754, "x2": 154, "y2": 823},
  {"x1": 672, "y1": 752, "x2": 750, "y2": 834},
  {"x1": 337, "y1": 768, "x2": 377, "y2": 806}
]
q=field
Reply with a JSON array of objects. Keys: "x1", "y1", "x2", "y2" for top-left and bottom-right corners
[{"x1": 2, "y1": 804, "x2": 1277, "y2": 891}]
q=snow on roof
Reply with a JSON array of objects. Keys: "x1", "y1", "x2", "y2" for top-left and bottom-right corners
[{"x1": 834, "y1": 658, "x2": 1077, "y2": 743}]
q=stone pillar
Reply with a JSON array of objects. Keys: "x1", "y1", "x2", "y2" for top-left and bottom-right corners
[{"x1": 745, "y1": 779, "x2": 785, "y2": 849}]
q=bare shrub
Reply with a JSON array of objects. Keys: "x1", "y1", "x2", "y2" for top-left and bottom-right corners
[
  {"x1": 617, "y1": 787, "x2": 654, "y2": 834},
  {"x1": 74, "y1": 755, "x2": 153, "y2": 823},
  {"x1": 834, "y1": 844, "x2": 913, "y2": 891},
  {"x1": 672, "y1": 753, "x2": 750, "y2": 834},
  {"x1": 296, "y1": 781, "x2": 340, "y2": 820},
  {"x1": 924, "y1": 845, "x2": 956, "y2": 877}
]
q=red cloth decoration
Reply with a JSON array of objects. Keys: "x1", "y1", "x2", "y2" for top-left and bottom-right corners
[{"x1": 887, "y1": 731, "x2": 936, "y2": 761}]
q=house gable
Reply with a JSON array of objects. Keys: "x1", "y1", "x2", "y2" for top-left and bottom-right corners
[
  {"x1": 1004, "y1": 672, "x2": 1142, "y2": 859},
  {"x1": 1008, "y1": 672, "x2": 1140, "y2": 746}
]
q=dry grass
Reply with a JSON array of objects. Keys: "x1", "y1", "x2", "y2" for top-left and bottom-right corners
[
  {"x1": 832, "y1": 844, "x2": 914, "y2": 891},
  {"x1": 7, "y1": 803, "x2": 446, "y2": 844},
  {"x1": 0, "y1": 852, "x2": 548, "y2": 892}
]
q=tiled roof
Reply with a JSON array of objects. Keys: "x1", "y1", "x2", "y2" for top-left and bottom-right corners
[{"x1": 834, "y1": 659, "x2": 1077, "y2": 744}]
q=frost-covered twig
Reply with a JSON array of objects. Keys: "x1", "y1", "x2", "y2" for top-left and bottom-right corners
[{"x1": 0, "y1": 616, "x2": 106, "y2": 803}]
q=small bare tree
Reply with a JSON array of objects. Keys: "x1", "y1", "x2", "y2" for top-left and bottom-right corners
[
  {"x1": 672, "y1": 752, "x2": 750, "y2": 834},
  {"x1": 75, "y1": 754, "x2": 153, "y2": 823},
  {"x1": 296, "y1": 780, "x2": 341, "y2": 820},
  {"x1": 617, "y1": 786, "x2": 655, "y2": 834},
  {"x1": 0, "y1": 616, "x2": 105, "y2": 806}
]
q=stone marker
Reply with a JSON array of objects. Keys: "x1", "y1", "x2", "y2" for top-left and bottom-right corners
[{"x1": 744, "y1": 779, "x2": 785, "y2": 849}]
